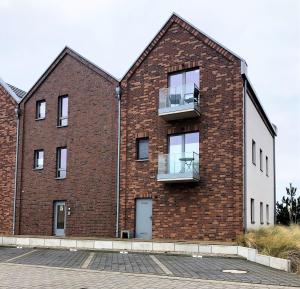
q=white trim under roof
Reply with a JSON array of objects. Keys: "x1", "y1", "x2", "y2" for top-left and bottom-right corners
[{"x1": 0, "y1": 77, "x2": 20, "y2": 103}]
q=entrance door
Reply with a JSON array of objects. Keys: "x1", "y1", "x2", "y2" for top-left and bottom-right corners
[
  {"x1": 135, "y1": 199, "x2": 152, "y2": 240},
  {"x1": 54, "y1": 201, "x2": 66, "y2": 236}
]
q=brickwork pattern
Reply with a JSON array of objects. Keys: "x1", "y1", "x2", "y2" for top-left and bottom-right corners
[
  {"x1": 120, "y1": 15, "x2": 244, "y2": 241},
  {"x1": 0, "y1": 85, "x2": 17, "y2": 235},
  {"x1": 16, "y1": 54, "x2": 118, "y2": 237}
]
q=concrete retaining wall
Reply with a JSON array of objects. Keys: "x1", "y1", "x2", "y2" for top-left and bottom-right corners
[{"x1": 0, "y1": 236, "x2": 291, "y2": 272}]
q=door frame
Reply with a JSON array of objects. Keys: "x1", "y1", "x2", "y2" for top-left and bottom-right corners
[
  {"x1": 53, "y1": 201, "x2": 66, "y2": 236},
  {"x1": 135, "y1": 198, "x2": 153, "y2": 239}
]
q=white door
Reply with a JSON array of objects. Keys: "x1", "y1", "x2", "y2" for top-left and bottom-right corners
[
  {"x1": 54, "y1": 201, "x2": 66, "y2": 236},
  {"x1": 135, "y1": 199, "x2": 152, "y2": 240}
]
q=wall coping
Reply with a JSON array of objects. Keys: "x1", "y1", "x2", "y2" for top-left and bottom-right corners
[{"x1": 0, "y1": 236, "x2": 291, "y2": 272}]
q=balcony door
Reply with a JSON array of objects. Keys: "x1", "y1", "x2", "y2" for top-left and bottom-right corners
[
  {"x1": 168, "y1": 132, "x2": 199, "y2": 174},
  {"x1": 168, "y1": 69, "x2": 199, "y2": 107}
]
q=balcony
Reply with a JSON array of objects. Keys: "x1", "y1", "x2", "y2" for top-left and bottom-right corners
[
  {"x1": 158, "y1": 84, "x2": 200, "y2": 121},
  {"x1": 157, "y1": 152, "x2": 200, "y2": 183}
]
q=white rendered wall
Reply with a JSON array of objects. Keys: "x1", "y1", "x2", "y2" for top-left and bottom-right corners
[{"x1": 245, "y1": 92, "x2": 275, "y2": 229}]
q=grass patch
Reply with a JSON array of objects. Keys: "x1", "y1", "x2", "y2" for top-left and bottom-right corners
[{"x1": 237, "y1": 225, "x2": 300, "y2": 274}]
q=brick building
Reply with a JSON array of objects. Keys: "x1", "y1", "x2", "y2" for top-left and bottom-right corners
[
  {"x1": 118, "y1": 14, "x2": 276, "y2": 241},
  {"x1": 0, "y1": 79, "x2": 26, "y2": 235},
  {"x1": 15, "y1": 47, "x2": 118, "y2": 237}
]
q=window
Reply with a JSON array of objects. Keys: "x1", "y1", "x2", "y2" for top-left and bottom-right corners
[
  {"x1": 266, "y1": 156, "x2": 269, "y2": 176},
  {"x1": 260, "y1": 149, "x2": 263, "y2": 171},
  {"x1": 266, "y1": 204, "x2": 270, "y2": 224},
  {"x1": 33, "y1": 149, "x2": 44, "y2": 169},
  {"x1": 137, "y1": 138, "x2": 149, "y2": 160},
  {"x1": 56, "y1": 147, "x2": 67, "y2": 179},
  {"x1": 252, "y1": 140, "x2": 256, "y2": 165},
  {"x1": 36, "y1": 100, "x2": 46, "y2": 120},
  {"x1": 251, "y1": 198, "x2": 255, "y2": 224},
  {"x1": 168, "y1": 132, "x2": 199, "y2": 174},
  {"x1": 260, "y1": 202, "x2": 264, "y2": 224},
  {"x1": 168, "y1": 68, "x2": 200, "y2": 105},
  {"x1": 58, "y1": 95, "x2": 68, "y2": 127}
]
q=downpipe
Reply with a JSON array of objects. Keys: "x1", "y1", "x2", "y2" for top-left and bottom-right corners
[
  {"x1": 115, "y1": 86, "x2": 121, "y2": 238},
  {"x1": 13, "y1": 105, "x2": 21, "y2": 235}
]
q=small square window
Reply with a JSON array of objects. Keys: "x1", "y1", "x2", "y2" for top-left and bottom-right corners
[
  {"x1": 137, "y1": 138, "x2": 149, "y2": 160},
  {"x1": 36, "y1": 100, "x2": 46, "y2": 120},
  {"x1": 252, "y1": 140, "x2": 256, "y2": 165},
  {"x1": 34, "y1": 149, "x2": 44, "y2": 169}
]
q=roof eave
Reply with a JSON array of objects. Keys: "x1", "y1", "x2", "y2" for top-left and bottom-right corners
[{"x1": 0, "y1": 77, "x2": 20, "y2": 103}]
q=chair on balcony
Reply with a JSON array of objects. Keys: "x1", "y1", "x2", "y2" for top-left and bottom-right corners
[{"x1": 169, "y1": 93, "x2": 181, "y2": 106}]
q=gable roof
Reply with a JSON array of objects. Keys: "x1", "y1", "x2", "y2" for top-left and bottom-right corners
[
  {"x1": 7, "y1": 83, "x2": 27, "y2": 99},
  {"x1": 121, "y1": 13, "x2": 245, "y2": 83},
  {"x1": 21, "y1": 46, "x2": 118, "y2": 104},
  {"x1": 0, "y1": 77, "x2": 25, "y2": 103}
]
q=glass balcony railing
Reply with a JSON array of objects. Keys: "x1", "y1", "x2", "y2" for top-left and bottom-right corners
[
  {"x1": 157, "y1": 152, "x2": 200, "y2": 182},
  {"x1": 158, "y1": 83, "x2": 200, "y2": 121}
]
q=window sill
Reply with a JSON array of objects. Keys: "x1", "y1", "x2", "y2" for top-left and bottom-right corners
[
  {"x1": 57, "y1": 125, "x2": 68, "y2": 128},
  {"x1": 55, "y1": 177, "x2": 66, "y2": 180},
  {"x1": 35, "y1": 118, "x2": 45, "y2": 121},
  {"x1": 33, "y1": 167, "x2": 43, "y2": 171},
  {"x1": 136, "y1": 159, "x2": 149, "y2": 162}
]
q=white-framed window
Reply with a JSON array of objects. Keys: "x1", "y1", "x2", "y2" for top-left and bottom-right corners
[
  {"x1": 58, "y1": 95, "x2": 68, "y2": 127},
  {"x1": 34, "y1": 149, "x2": 44, "y2": 169},
  {"x1": 252, "y1": 140, "x2": 256, "y2": 165},
  {"x1": 56, "y1": 147, "x2": 67, "y2": 179},
  {"x1": 36, "y1": 100, "x2": 46, "y2": 120},
  {"x1": 260, "y1": 202, "x2": 264, "y2": 224},
  {"x1": 251, "y1": 198, "x2": 255, "y2": 224},
  {"x1": 260, "y1": 149, "x2": 263, "y2": 171}
]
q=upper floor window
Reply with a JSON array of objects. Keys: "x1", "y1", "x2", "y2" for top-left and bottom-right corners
[
  {"x1": 58, "y1": 95, "x2": 68, "y2": 127},
  {"x1": 260, "y1": 202, "x2": 264, "y2": 224},
  {"x1": 252, "y1": 140, "x2": 256, "y2": 165},
  {"x1": 136, "y1": 138, "x2": 149, "y2": 160},
  {"x1": 168, "y1": 68, "x2": 200, "y2": 105},
  {"x1": 168, "y1": 132, "x2": 199, "y2": 174},
  {"x1": 56, "y1": 147, "x2": 67, "y2": 179},
  {"x1": 34, "y1": 149, "x2": 44, "y2": 169},
  {"x1": 250, "y1": 198, "x2": 255, "y2": 224},
  {"x1": 36, "y1": 100, "x2": 46, "y2": 120},
  {"x1": 260, "y1": 149, "x2": 263, "y2": 171},
  {"x1": 266, "y1": 156, "x2": 269, "y2": 176}
]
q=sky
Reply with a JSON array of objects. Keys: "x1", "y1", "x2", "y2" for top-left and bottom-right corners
[{"x1": 0, "y1": 0, "x2": 299, "y2": 200}]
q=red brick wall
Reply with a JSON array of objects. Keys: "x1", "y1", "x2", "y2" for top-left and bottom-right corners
[
  {"x1": 120, "y1": 20, "x2": 244, "y2": 241},
  {"x1": 0, "y1": 85, "x2": 17, "y2": 235},
  {"x1": 16, "y1": 54, "x2": 118, "y2": 237}
]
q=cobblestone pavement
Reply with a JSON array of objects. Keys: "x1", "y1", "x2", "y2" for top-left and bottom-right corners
[
  {"x1": 0, "y1": 247, "x2": 300, "y2": 288},
  {"x1": 0, "y1": 263, "x2": 295, "y2": 289}
]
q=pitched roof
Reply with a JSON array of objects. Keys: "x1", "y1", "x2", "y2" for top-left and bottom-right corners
[
  {"x1": 7, "y1": 83, "x2": 27, "y2": 99},
  {"x1": 21, "y1": 46, "x2": 118, "y2": 104},
  {"x1": 0, "y1": 77, "x2": 25, "y2": 103},
  {"x1": 121, "y1": 13, "x2": 245, "y2": 83}
]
